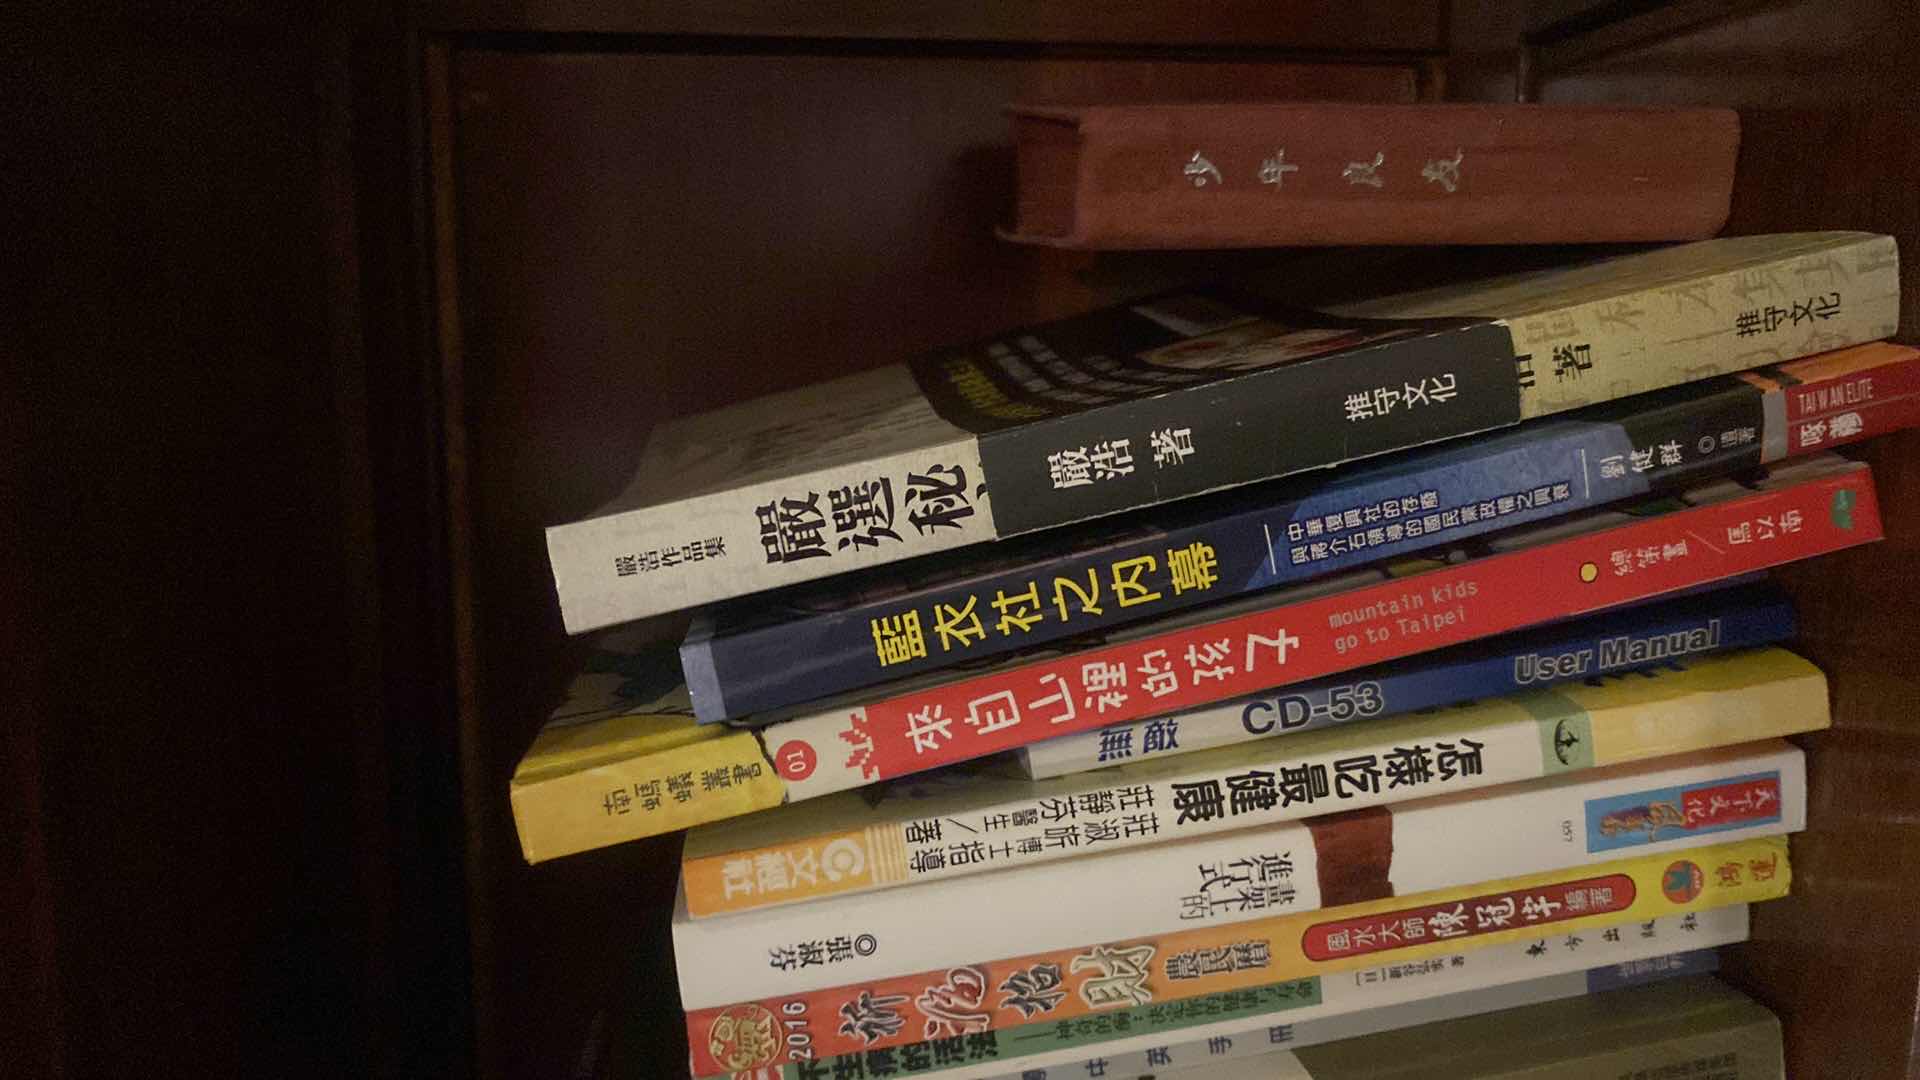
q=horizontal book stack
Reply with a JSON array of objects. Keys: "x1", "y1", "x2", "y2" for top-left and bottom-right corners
[{"x1": 512, "y1": 101, "x2": 1911, "y2": 1080}]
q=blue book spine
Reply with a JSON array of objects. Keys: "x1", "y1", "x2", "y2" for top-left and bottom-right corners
[
  {"x1": 1017, "y1": 582, "x2": 1794, "y2": 778},
  {"x1": 685, "y1": 375, "x2": 1771, "y2": 723},
  {"x1": 1584, "y1": 948, "x2": 1721, "y2": 994}
]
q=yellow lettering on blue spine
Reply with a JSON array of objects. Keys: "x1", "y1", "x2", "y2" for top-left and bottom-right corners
[
  {"x1": 934, "y1": 596, "x2": 986, "y2": 651},
  {"x1": 1168, "y1": 541, "x2": 1221, "y2": 595},
  {"x1": 992, "y1": 583, "x2": 1046, "y2": 636},
  {"x1": 1053, "y1": 570, "x2": 1104, "y2": 621},
  {"x1": 871, "y1": 612, "x2": 929, "y2": 666},
  {"x1": 1111, "y1": 556, "x2": 1163, "y2": 608}
]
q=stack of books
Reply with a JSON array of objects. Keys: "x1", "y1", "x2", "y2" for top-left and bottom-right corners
[{"x1": 512, "y1": 102, "x2": 1911, "y2": 1080}]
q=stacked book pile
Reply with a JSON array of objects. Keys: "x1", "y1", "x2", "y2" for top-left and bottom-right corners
[{"x1": 511, "y1": 102, "x2": 1910, "y2": 1080}]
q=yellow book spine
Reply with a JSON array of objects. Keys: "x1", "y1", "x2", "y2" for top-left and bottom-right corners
[
  {"x1": 686, "y1": 836, "x2": 1790, "y2": 1076},
  {"x1": 510, "y1": 730, "x2": 785, "y2": 862}
]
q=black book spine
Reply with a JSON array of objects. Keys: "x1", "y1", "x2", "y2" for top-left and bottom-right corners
[{"x1": 977, "y1": 321, "x2": 1521, "y2": 535}]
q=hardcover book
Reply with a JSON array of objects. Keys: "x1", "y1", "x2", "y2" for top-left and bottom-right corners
[
  {"x1": 679, "y1": 648, "x2": 1825, "y2": 917},
  {"x1": 546, "y1": 232, "x2": 1898, "y2": 632},
  {"x1": 683, "y1": 341, "x2": 1917, "y2": 723},
  {"x1": 1018, "y1": 581, "x2": 1795, "y2": 779},
  {"x1": 1001, "y1": 102, "x2": 1741, "y2": 248},
  {"x1": 684, "y1": 836, "x2": 1788, "y2": 1076},
  {"x1": 673, "y1": 740, "x2": 1801, "y2": 1008}
]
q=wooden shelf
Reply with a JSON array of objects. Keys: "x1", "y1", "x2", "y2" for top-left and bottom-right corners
[
  {"x1": 16, "y1": 2, "x2": 1917, "y2": 1077},
  {"x1": 421, "y1": 3, "x2": 1920, "y2": 1075}
]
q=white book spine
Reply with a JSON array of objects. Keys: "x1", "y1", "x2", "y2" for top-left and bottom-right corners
[
  {"x1": 1511, "y1": 234, "x2": 1900, "y2": 418},
  {"x1": 672, "y1": 743, "x2": 1800, "y2": 1009},
  {"x1": 975, "y1": 907, "x2": 1747, "y2": 1080},
  {"x1": 1335, "y1": 233, "x2": 1901, "y2": 420},
  {"x1": 1019, "y1": 693, "x2": 1272, "y2": 780},
  {"x1": 546, "y1": 436, "x2": 991, "y2": 633}
]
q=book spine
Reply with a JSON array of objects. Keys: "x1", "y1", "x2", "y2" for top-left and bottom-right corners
[
  {"x1": 1508, "y1": 233, "x2": 1899, "y2": 420},
  {"x1": 1007, "y1": 104, "x2": 1739, "y2": 249},
  {"x1": 754, "y1": 464, "x2": 1878, "y2": 807},
  {"x1": 692, "y1": 376, "x2": 1769, "y2": 723},
  {"x1": 509, "y1": 730, "x2": 785, "y2": 862},
  {"x1": 684, "y1": 836, "x2": 1787, "y2": 1076},
  {"x1": 982, "y1": 950, "x2": 1727, "y2": 1080},
  {"x1": 1761, "y1": 340, "x2": 1920, "y2": 458},
  {"x1": 545, "y1": 436, "x2": 992, "y2": 633},
  {"x1": 683, "y1": 649, "x2": 1824, "y2": 917},
  {"x1": 973, "y1": 320, "x2": 1521, "y2": 537},
  {"x1": 1018, "y1": 585, "x2": 1794, "y2": 779},
  {"x1": 672, "y1": 742, "x2": 1800, "y2": 1008}
]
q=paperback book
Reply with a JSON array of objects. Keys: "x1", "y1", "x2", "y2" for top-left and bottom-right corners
[
  {"x1": 684, "y1": 340, "x2": 1918, "y2": 723},
  {"x1": 673, "y1": 740, "x2": 1801, "y2": 1007},
  {"x1": 679, "y1": 648, "x2": 1825, "y2": 917},
  {"x1": 685, "y1": 836, "x2": 1787, "y2": 1076},
  {"x1": 507, "y1": 646, "x2": 783, "y2": 864},
  {"x1": 547, "y1": 232, "x2": 1898, "y2": 631}
]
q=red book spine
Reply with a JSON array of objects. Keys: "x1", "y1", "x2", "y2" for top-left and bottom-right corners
[
  {"x1": 1002, "y1": 103, "x2": 1740, "y2": 248},
  {"x1": 1770, "y1": 346, "x2": 1920, "y2": 457},
  {"x1": 826, "y1": 467, "x2": 1879, "y2": 786}
]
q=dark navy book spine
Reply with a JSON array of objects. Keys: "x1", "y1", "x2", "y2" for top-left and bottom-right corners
[
  {"x1": 684, "y1": 376, "x2": 1769, "y2": 723},
  {"x1": 1583, "y1": 948, "x2": 1721, "y2": 995}
]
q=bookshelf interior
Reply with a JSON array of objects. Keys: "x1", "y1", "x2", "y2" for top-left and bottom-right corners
[
  {"x1": 18, "y1": 2, "x2": 1919, "y2": 1077},
  {"x1": 410, "y1": 5, "x2": 1916, "y2": 1077},
  {"x1": 431, "y1": 3, "x2": 1920, "y2": 1076}
]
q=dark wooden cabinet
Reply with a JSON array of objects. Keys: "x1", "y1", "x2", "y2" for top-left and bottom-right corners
[{"x1": 15, "y1": 2, "x2": 1918, "y2": 1077}]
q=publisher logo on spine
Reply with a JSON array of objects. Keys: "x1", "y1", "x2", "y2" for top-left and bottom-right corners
[
  {"x1": 705, "y1": 1004, "x2": 777, "y2": 1072},
  {"x1": 1535, "y1": 712, "x2": 1594, "y2": 774},
  {"x1": 1662, "y1": 860, "x2": 1704, "y2": 904}
]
